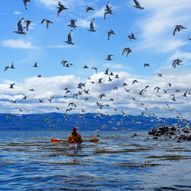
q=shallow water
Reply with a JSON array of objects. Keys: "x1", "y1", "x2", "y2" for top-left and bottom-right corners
[{"x1": 0, "y1": 130, "x2": 191, "y2": 191}]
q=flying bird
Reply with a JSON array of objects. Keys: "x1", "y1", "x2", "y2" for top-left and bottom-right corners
[
  {"x1": 173, "y1": 25, "x2": 187, "y2": 36},
  {"x1": 172, "y1": 58, "x2": 182, "y2": 68},
  {"x1": 23, "y1": 0, "x2": 30, "y2": 10},
  {"x1": 9, "y1": 83, "x2": 15, "y2": 89},
  {"x1": 104, "y1": 2, "x2": 113, "y2": 19},
  {"x1": 57, "y1": 1, "x2": 68, "y2": 16},
  {"x1": 128, "y1": 33, "x2": 136, "y2": 40},
  {"x1": 105, "y1": 54, "x2": 113, "y2": 61},
  {"x1": 24, "y1": 19, "x2": 32, "y2": 31},
  {"x1": 133, "y1": 0, "x2": 144, "y2": 10},
  {"x1": 33, "y1": 62, "x2": 38, "y2": 68},
  {"x1": 65, "y1": 30, "x2": 74, "y2": 45},
  {"x1": 14, "y1": 18, "x2": 26, "y2": 34},
  {"x1": 122, "y1": 47, "x2": 132, "y2": 56},
  {"x1": 107, "y1": 29, "x2": 115, "y2": 40},
  {"x1": 144, "y1": 63, "x2": 150, "y2": 68},
  {"x1": 68, "y1": 19, "x2": 77, "y2": 29},
  {"x1": 86, "y1": 6, "x2": 94, "y2": 13},
  {"x1": 41, "y1": 19, "x2": 53, "y2": 29},
  {"x1": 88, "y1": 18, "x2": 96, "y2": 32}
]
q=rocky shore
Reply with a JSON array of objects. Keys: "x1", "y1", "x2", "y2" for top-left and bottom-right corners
[{"x1": 148, "y1": 125, "x2": 191, "y2": 142}]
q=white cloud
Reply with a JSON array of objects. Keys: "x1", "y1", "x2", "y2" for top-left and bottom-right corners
[
  {"x1": 137, "y1": 0, "x2": 191, "y2": 53},
  {"x1": 0, "y1": 71, "x2": 191, "y2": 119},
  {"x1": 13, "y1": 11, "x2": 21, "y2": 15},
  {"x1": 1, "y1": 39, "x2": 39, "y2": 49}
]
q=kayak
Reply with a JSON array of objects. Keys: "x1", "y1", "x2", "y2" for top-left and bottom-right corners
[{"x1": 50, "y1": 137, "x2": 99, "y2": 143}]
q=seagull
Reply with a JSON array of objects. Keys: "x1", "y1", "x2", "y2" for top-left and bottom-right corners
[
  {"x1": 173, "y1": 25, "x2": 187, "y2": 36},
  {"x1": 104, "y1": 2, "x2": 113, "y2": 19},
  {"x1": 9, "y1": 83, "x2": 15, "y2": 89},
  {"x1": 154, "y1": 87, "x2": 160, "y2": 93},
  {"x1": 88, "y1": 18, "x2": 96, "y2": 32},
  {"x1": 86, "y1": 6, "x2": 94, "y2": 13},
  {"x1": 91, "y1": 67, "x2": 98, "y2": 73},
  {"x1": 57, "y1": 1, "x2": 68, "y2": 16},
  {"x1": 128, "y1": 33, "x2": 136, "y2": 40},
  {"x1": 23, "y1": 0, "x2": 30, "y2": 10},
  {"x1": 104, "y1": 68, "x2": 110, "y2": 75},
  {"x1": 107, "y1": 29, "x2": 115, "y2": 40},
  {"x1": 24, "y1": 19, "x2": 32, "y2": 31},
  {"x1": 132, "y1": 80, "x2": 138, "y2": 85},
  {"x1": 65, "y1": 30, "x2": 74, "y2": 45},
  {"x1": 172, "y1": 58, "x2": 182, "y2": 68},
  {"x1": 33, "y1": 62, "x2": 38, "y2": 68},
  {"x1": 14, "y1": 18, "x2": 26, "y2": 34},
  {"x1": 157, "y1": 73, "x2": 163, "y2": 77},
  {"x1": 68, "y1": 19, "x2": 77, "y2": 29},
  {"x1": 122, "y1": 47, "x2": 132, "y2": 56},
  {"x1": 105, "y1": 54, "x2": 113, "y2": 61},
  {"x1": 41, "y1": 19, "x2": 53, "y2": 29},
  {"x1": 4, "y1": 65, "x2": 10, "y2": 72},
  {"x1": 83, "y1": 65, "x2": 89, "y2": 69},
  {"x1": 144, "y1": 63, "x2": 150, "y2": 68},
  {"x1": 133, "y1": 0, "x2": 144, "y2": 10}
]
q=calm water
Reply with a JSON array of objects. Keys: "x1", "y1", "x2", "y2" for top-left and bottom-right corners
[{"x1": 0, "y1": 130, "x2": 191, "y2": 191}]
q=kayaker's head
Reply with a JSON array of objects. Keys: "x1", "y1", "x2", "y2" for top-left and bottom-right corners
[
  {"x1": 72, "y1": 127, "x2": 77, "y2": 136},
  {"x1": 72, "y1": 127, "x2": 77, "y2": 132}
]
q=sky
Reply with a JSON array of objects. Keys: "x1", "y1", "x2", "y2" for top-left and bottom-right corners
[{"x1": 0, "y1": 0, "x2": 191, "y2": 120}]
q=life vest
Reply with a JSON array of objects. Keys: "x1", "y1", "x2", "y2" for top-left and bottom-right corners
[{"x1": 68, "y1": 133, "x2": 82, "y2": 144}]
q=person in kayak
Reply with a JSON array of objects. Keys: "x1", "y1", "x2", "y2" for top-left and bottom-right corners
[{"x1": 67, "y1": 127, "x2": 83, "y2": 144}]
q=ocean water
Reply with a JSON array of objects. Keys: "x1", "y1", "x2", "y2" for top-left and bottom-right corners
[{"x1": 0, "y1": 130, "x2": 191, "y2": 191}]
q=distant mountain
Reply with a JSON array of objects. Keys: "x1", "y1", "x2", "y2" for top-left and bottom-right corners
[{"x1": 0, "y1": 113, "x2": 190, "y2": 130}]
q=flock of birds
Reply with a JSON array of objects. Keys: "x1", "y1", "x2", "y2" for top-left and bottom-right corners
[{"x1": 1, "y1": 0, "x2": 191, "y2": 126}]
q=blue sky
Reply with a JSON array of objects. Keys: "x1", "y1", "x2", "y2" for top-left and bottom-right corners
[{"x1": 0, "y1": 0, "x2": 191, "y2": 119}]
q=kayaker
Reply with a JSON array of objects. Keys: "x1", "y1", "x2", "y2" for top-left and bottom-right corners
[{"x1": 67, "y1": 127, "x2": 83, "y2": 144}]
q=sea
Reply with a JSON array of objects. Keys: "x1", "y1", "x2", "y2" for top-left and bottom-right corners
[{"x1": 0, "y1": 129, "x2": 191, "y2": 191}]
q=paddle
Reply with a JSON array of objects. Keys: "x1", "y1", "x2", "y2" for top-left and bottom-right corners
[{"x1": 50, "y1": 137, "x2": 99, "y2": 143}]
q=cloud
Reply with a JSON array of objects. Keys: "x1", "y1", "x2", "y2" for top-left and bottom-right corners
[
  {"x1": 1, "y1": 39, "x2": 39, "y2": 49},
  {"x1": 137, "y1": 0, "x2": 191, "y2": 53},
  {"x1": 0, "y1": 71, "x2": 191, "y2": 119},
  {"x1": 13, "y1": 11, "x2": 21, "y2": 15}
]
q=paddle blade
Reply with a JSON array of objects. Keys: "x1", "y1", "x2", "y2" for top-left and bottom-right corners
[
  {"x1": 88, "y1": 138, "x2": 99, "y2": 143},
  {"x1": 50, "y1": 138, "x2": 61, "y2": 143}
]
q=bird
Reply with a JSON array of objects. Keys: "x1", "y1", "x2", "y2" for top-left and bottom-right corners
[
  {"x1": 14, "y1": 18, "x2": 26, "y2": 35},
  {"x1": 173, "y1": 25, "x2": 187, "y2": 36},
  {"x1": 68, "y1": 19, "x2": 77, "y2": 29},
  {"x1": 57, "y1": 1, "x2": 68, "y2": 16},
  {"x1": 4, "y1": 65, "x2": 10, "y2": 72},
  {"x1": 128, "y1": 33, "x2": 136, "y2": 40},
  {"x1": 86, "y1": 6, "x2": 94, "y2": 13},
  {"x1": 144, "y1": 63, "x2": 150, "y2": 68},
  {"x1": 154, "y1": 87, "x2": 160, "y2": 93},
  {"x1": 65, "y1": 30, "x2": 74, "y2": 45},
  {"x1": 9, "y1": 83, "x2": 15, "y2": 89},
  {"x1": 41, "y1": 19, "x2": 53, "y2": 29},
  {"x1": 24, "y1": 19, "x2": 32, "y2": 31},
  {"x1": 105, "y1": 54, "x2": 113, "y2": 61},
  {"x1": 107, "y1": 29, "x2": 115, "y2": 40},
  {"x1": 104, "y1": 2, "x2": 113, "y2": 19},
  {"x1": 133, "y1": 0, "x2": 144, "y2": 10},
  {"x1": 88, "y1": 18, "x2": 96, "y2": 32},
  {"x1": 132, "y1": 80, "x2": 138, "y2": 85},
  {"x1": 23, "y1": 0, "x2": 30, "y2": 10},
  {"x1": 104, "y1": 68, "x2": 110, "y2": 75},
  {"x1": 83, "y1": 65, "x2": 89, "y2": 69},
  {"x1": 157, "y1": 73, "x2": 163, "y2": 77},
  {"x1": 122, "y1": 48, "x2": 132, "y2": 56},
  {"x1": 33, "y1": 62, "x2": 38, "y2": 68},
  {"x1": 172, "y1": 58, "x2": 182, "y2": 68},
  {"x1": 91, "y1": 67, "x2": 98, "y2": 73}
]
